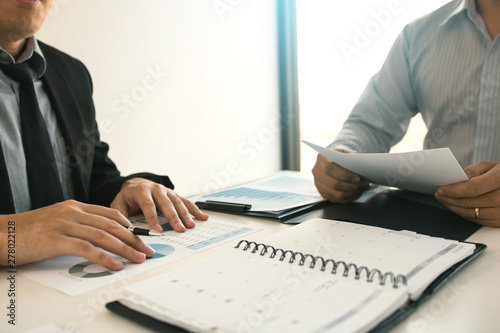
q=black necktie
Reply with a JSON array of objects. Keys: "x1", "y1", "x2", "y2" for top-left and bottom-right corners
[{"x1": 0, "y1": 61, "x2": 64, "y2": 209}]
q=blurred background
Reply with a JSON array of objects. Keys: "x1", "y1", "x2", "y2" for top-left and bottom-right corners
[{"x1": 37, "y1": 0, "x2": 450, "y2": 196}]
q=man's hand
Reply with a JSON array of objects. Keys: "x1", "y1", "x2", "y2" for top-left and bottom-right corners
[
  {"x1": 435, "y1": 161, "x2": 500, "y2": 227},
  {"x1": 311, "y1": 150, "x2": 370, "y2": 203},
  {"x1": 0, "y1": 200, "x2": 156, "y2": 269},
  {"x1": 111, "y1": 178, "x2": 209, "y2": 233}
]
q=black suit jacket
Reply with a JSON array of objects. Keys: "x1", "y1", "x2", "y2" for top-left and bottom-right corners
[{"x1": 0, "y1": 41, "x2": 173, "y2": 214}]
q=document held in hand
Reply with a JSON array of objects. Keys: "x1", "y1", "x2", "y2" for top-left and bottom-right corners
[
  {"x1": 303, "y1": 141, "x2": 468, "y2": 195},
  {"x1": 108, "y1": 218, "x2": 484, "y2": 333}
]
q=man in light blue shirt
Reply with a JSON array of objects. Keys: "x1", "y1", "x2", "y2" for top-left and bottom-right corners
[{"x1": 313, "y1": 0, "x2": 500, "y2": 227}]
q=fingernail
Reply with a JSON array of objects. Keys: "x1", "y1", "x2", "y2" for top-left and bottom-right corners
[
  {"x1": 144, "y1": 244, "x2": 156, "y2": 257},
  {"x1": 154, "y1": 223, "x2": 163, "y2": 232},
  {"x1": 437, "y1": 189, "x2": 445, "y2": 196},
  {"x1": 110, "y1": 258, "x2": 123, "y2": 270},
  {"x1": 352, "y1": 176, "x2": 360, "y2": 184},
  {"x1": 175, "y1": 219, "x2": 186, "y2": 232},
  {"x1": 187, "y1": 217, "x2": 196, "y2": 228},
  {"x1": 198, "y1": 212, "x2": 209, "y2": 220},
  {"x1": 134, "y1": 251, "x2": 146, "y2": 262}
]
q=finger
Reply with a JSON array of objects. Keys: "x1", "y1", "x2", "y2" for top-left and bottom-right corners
[
  {"x1": 150, "y1": 188, "x2": 186, "y2": 232},
  {"x1": 315, "y1": 173, "x2": 370, "y2": 194},
  {"x1": 314, "y1": 154, "x2": 367, "y2": 187},
  {"x1": 54, "y1": 235, "x2": 124, "y2": 270},
  {"x1": 438, "y1": 162, "x2": 500, "y2": 198},
  {"x1": 313, "y1": 164, "x2": 368, "y2": 194},
  {"x1": 435, "y1": 189, "x2": 500, "y2": 208},
  {"x1": 314, "y1": 163, "x2": 370, "y2": 192},
  {"x1": 153, "y1": 188, "x2": 193, "y2": 230},
  {"x1": 441, "y1": 204, "x2": 499, "y2": 226},
  {"x1": 71, "y1": 213, "x2": 156, "y2": 258},
  {"x1": 82, "y1": 203, "x2": 132, "y2": 227},
  {"x1": 181, "y1": 197, "x2": 209, "y2": 221},
  {"x1": 437, "y1": 175, "x2": 496, "y2": 199},
  {"x1": 129, "y1": 186, "x2": 165, "y2": 233},
  {"x1": 164, "y1": 189, "x2": 197, "y2": 229},
  {"x1": 315, "y1": 181, "x2": 365, "y2": 203},
  {"x1": 463, "y1": 161, "x2": 496, "y2": 179},
  {"x1": 62, "y1": 224, "x2": 150, "y2": 267},
  {"x1": 321, "y1": 150, "x2": 364, "y2": 182},
  {"x1": 110, "y1": 197, "x2": 130, "y2": 219},
  {"x1": 166, "y1": 191, "x2": 196, "y2": 229},
  {"x1": 316, "y1": 154, "x2": 359, "y2": 182},
  {"x1": 327, "y1": 162, "x2": 363, "y2": 184}
]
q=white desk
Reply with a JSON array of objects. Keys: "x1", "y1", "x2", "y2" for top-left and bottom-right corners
[{"x1": 1, "y1": 211, "x2": 499, "y2": 333}]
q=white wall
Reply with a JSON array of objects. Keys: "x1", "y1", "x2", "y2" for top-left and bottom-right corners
[{"x1": 37, "y1": 0, "x2": 281, "y2": 196}]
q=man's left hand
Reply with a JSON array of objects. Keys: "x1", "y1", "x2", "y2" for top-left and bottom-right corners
[
  {"x1": 111, "y1": 178, "x2": 209, "y2": 232},
  {"x1": 435, "y1": 161, "x2": 500, "y2": 227}
]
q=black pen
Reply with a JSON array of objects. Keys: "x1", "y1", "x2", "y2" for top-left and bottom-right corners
[
  {"x1": 124, "y1": 225, "x2": 163, "y2": 236},
  {"x1": 195, "y1": 200, "x2": 252, "y2": 213}
]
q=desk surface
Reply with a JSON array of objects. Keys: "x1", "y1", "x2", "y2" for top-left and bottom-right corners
[{"x1": 2, "y1": 206, "x2": 499, "y2": 333}]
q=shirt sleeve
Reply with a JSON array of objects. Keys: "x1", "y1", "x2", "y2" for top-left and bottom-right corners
[{"x1": 331, "y1": 27, "x2": 419, "y2": 153}]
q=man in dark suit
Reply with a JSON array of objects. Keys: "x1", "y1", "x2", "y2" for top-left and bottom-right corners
[{"x1": 0, "y1": 0, "x2": 208, "y2": 270}]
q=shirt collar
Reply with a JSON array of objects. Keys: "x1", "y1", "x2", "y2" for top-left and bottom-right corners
[
  {"x1": 440, "y1": 0, "x2": 491, "y2": 40},
  {"x1": 0, "y1": 36, "x2": 47, "y2": 79},
  {"x1": 442, "y1": 0, "x2": 485, "y2": 24}
]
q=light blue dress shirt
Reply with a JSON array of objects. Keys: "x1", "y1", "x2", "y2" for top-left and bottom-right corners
[
  {"x1": 332, "y1": 0, "x2": 500, "y2": 168},
  {"x1": 0, "y1": 37, "x2": 74, "y2": 212}
]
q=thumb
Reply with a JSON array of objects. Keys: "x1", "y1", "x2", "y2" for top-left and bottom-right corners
[{"x1": 464, "y1": 161, "x2": 496, "y2": 179}]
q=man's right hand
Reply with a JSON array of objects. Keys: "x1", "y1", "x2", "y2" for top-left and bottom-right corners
[
  {"x1": 0, "y1": 200, "x2": 156, "y2": 270},
  {"x1": 312, "y1": 149, "x2": 370, "y2": 203}
]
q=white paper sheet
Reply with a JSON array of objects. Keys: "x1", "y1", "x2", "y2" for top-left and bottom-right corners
[
  {"x1": 20, "y1": 217, "x2": 258, "y2": 296},
  {"x1": 303, "y1": 141, "x2": 468, "y2": 195}
]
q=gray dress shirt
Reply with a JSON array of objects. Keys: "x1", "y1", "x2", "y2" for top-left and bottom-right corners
[{"x1": 0, "y1": 37, "x2": 74, "y2": 213}]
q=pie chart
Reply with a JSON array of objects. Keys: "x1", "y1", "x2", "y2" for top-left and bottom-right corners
[
  {"x1": 68, "y1": 244, "x2": 175, "y2": 278},
  {"x1": 147, "y1": 244, "x2": 175, "y2": 260}
]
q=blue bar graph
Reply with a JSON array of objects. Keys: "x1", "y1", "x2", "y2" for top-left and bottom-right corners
[{"x1": 202, "y1": 187, "x2": 312, "y2": 202}]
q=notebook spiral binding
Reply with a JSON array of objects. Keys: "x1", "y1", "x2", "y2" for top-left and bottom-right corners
[{"x1": 235, "y1": 240, "x2": 407, "y2": 289}]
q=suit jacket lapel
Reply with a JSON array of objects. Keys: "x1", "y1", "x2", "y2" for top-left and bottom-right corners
[{"x1": 40, "y1": 50, "x2": 88, "y2": 201}]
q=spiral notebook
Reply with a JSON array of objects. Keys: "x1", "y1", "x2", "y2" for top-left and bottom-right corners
[{"x1": 107, "y1": 218, "x2": 485, "y2": 333}]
